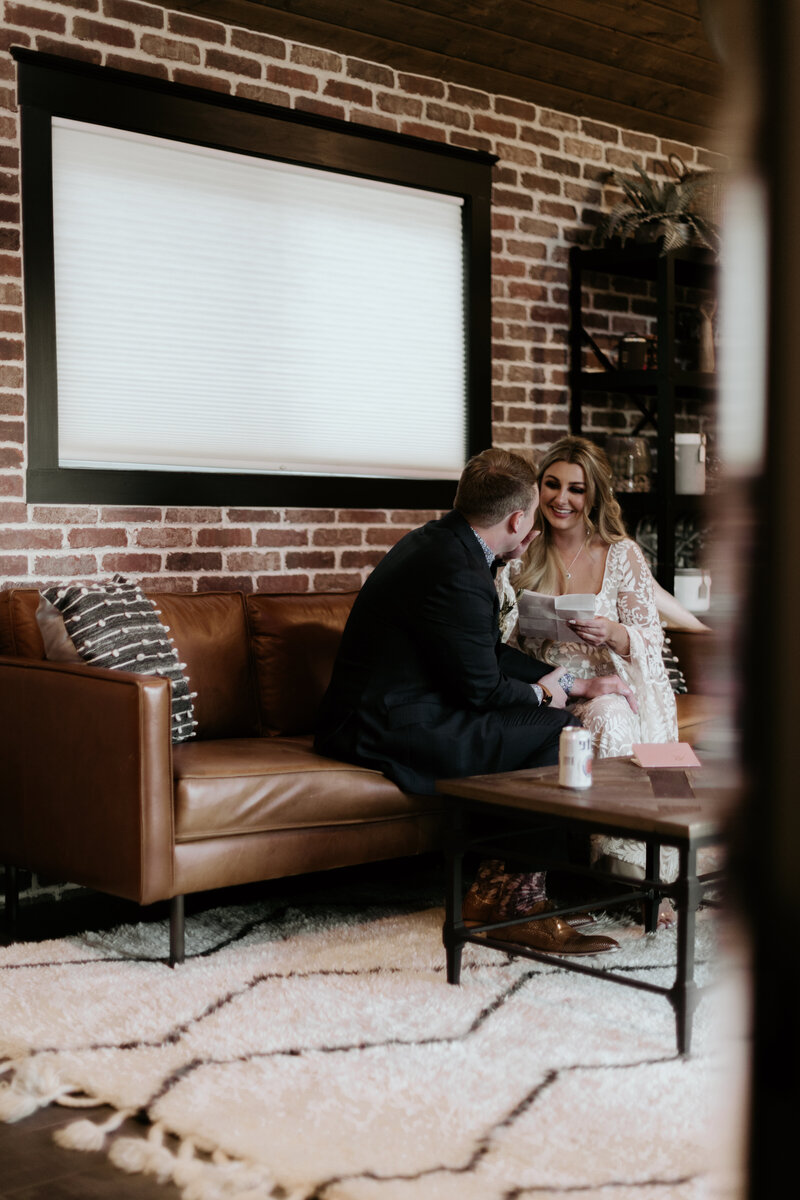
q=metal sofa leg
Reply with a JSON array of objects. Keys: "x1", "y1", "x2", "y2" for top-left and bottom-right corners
[
  {"x1": 3, "y1": 865, "x2": 19, "y2": 933},
  {"x1": 169, "y1": 895, "x2": 185, "y2": 967}
]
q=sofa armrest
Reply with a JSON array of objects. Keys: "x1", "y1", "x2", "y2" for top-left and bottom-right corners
[{"x1": 0, "y1": 656, "x2": 175, "y2": 905}]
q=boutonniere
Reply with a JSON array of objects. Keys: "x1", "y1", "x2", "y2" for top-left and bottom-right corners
[{"x1": 498, "y1": 592, "x2": 516, "y2": 639}]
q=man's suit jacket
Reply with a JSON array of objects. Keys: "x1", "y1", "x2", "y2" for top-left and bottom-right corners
[{"x1": 314, "y1": 509, "x2": 568, "y2": 794}]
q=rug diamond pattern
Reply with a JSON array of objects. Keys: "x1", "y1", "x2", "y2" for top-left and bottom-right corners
[{"x1": 0, "y1": 896, "x2": 747, "y2": 1200}]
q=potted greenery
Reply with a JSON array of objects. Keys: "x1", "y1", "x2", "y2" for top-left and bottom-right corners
[{"x1": 593, "y1": 155, "x2": 721, "y2": 255}]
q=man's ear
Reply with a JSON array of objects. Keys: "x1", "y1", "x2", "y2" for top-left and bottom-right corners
[{"x1": 507, "y1": 509, "x2": 525, "y2": 534}]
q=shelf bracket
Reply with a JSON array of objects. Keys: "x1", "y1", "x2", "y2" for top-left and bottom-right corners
[
  {"x1": 632, "y1": 409, "x2": 658, "y2": 435},
  {"x1": 581, "y1": 328, "x2": 615, "y2": 372}
]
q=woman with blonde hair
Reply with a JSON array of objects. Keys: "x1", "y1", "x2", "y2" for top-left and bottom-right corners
[{"x1": 499, "y1": 435, "x2": 679, "y2": 880}]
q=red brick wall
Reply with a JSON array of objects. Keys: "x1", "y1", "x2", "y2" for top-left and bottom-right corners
[{"x1": 0, "y1": 1, "x2": 720, "y2": 593}]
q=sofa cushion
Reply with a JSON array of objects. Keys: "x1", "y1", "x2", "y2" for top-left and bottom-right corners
[
  {"x1": 172, "y1": 734, "x2": 435, "y2": 841},
  {"x1": 246, "y1": 592, "x2": 357, "y2": 735},
  {"x1": 155, "y1": 592, "x2": 259, "y2": 740},
  {"x1": 41, "y1": 576, "x2": 197, "y2": 743}
]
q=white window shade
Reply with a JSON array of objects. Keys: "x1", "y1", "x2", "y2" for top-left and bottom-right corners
[{"x1": 51, "y1": 119, "x2": 468, "y2": 479}]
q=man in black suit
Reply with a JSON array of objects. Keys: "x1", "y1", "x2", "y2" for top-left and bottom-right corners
[{"x1": 316, "y1": 448, "x2": 635, "y2": 954}]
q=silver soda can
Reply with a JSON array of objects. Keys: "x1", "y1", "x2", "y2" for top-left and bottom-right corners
[{"x1": 558, "y1": 727, "x2": 593, "y2": 789}]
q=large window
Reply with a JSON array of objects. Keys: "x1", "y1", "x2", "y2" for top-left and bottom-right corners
[{"x1": 17, "y1": 50, "x2": 495, "y2": 508}]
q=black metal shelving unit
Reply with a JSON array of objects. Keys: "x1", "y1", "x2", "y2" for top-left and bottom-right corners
[{"x1": 568, "y1": 242, "x2": 717, "y2": 592}]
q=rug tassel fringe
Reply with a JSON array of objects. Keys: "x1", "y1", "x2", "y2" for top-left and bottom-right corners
[
  {"x1": 177, "y1": 1137, "x2": 280, "y2": 1200},
  {"x1": 110, "y1": 1122, "x2": 177, "y2": 1184},
  {"x1": 54, "y1": 1106, "x2": 135, "y2": 1152},
  {"x1": 109, "y1": 1123, "x2": 282, "y2": 1199},
  {"x1": 0, "y1": 1060, "x2": 84, "y2": 1123}
]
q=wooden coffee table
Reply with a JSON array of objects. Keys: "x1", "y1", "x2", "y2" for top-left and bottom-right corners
[{"x1": 437, "y1": 756, "x2": 736, "y2": 1055}]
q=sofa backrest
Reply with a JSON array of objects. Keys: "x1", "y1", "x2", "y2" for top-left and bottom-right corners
[
  {"x1": 667, "y1": 628, "x2": 714, "y2": 694},
  {"x1": 246, "y1": 592, "x2": 357, "y2": 736},
  {"x1": 155, "y1": 592, "x2": 259, "y2": 739},
  {"x1": 0, "y1": 587, "x2": 716, "y2": 739},
  {"x1": 0, "y1": 587, "x2": 357, "y2": 740}
]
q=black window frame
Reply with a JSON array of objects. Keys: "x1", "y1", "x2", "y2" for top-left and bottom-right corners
[{"x1": 15, "y1": 48, "x2": 496, "y2": 510}]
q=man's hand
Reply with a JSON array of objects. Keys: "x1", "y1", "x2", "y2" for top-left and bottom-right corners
[
  {"x1": 570, "y1": 674, "x2": 638, "y2": 714},
  {"x1": 539, "y1": 667, "x2": 568, "y2": 708}
]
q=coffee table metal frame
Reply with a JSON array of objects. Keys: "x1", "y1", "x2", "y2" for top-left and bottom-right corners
[{"x1": 438, "y1": 762, "x2": 726, "y2": 1056}]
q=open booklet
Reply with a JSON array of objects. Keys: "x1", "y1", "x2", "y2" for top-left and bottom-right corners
[{"x1": 516, "y1": 589, "x2": 596, "y2": 642}]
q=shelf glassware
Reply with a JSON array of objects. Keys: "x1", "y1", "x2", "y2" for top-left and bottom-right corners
[{"x1": 605, "y1": 435, "x2": 652, "y2": 492}]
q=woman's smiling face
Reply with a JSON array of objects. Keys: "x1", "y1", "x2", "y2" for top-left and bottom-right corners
[{"x1": 539, "y1": 460, "x2": 587, "y2": 531}]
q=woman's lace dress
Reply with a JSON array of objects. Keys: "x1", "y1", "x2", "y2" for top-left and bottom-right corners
[{"x1": 499, "y1": 538, "x2": 679, "y2": 878}]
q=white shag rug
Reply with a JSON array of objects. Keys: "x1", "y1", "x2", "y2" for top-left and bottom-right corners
[{"x1": 0, "y1": 890, "x2": 749, "y2": 1200}]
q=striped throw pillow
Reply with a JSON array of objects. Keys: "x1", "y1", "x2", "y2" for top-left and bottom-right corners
[{"x1": 40, "y1": 575, "x2": 197, "y2": 743}]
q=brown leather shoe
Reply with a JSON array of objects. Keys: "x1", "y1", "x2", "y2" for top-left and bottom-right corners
[
  {"x1": 545, "y1": 901, "x2": 597, "y2": 929},
  {"x1": 462, "y1": 891, "x2": 596, "y2": 931},
  {"x1": 492, "y1": 900, "x2": 619, "y2": 956},
  {"x1": 462, "y1": 890, "x2": 498, "y2": 927}
]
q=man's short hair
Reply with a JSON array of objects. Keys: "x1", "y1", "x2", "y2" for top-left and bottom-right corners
[{"x1": 454, "y1": 448, "x2": 538, "y2": 525}]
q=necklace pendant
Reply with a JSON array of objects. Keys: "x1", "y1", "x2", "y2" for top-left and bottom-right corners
[{"x1": 565, "y1": 571, "x2": 571, "y2": 579}]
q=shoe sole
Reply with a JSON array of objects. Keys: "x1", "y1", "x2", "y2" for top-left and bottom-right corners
[
  {"x1": 463, "y1": 915, "x2": 598, "y2": 931},
  {"x1": 462, "y1": 915, "x2": 593, "y2": 929},
  {"x1": 499, "y1": 941, "x2": 620, "y2": 956},
  {"x1": 464, "y1": 924, "x2": 619, "y2": 956}
]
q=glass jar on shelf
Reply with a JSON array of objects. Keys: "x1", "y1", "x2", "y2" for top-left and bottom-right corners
[{"x1": 605, "y1": 436, "x2": 652, "y2": 492}]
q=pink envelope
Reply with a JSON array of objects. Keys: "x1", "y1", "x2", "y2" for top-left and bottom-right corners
[{"x1": 631, "y1": 743, "x2": 702, "y2": 769}]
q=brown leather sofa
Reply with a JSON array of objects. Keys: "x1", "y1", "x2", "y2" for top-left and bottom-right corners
[
  {"x1": 0, "y1": 589, "x2": 444, "y2": 964},
  {"x1": 664, "y1": 628, "x2": 719, "y2": 746},
  {"x1": 0, "y1": 588, "x2": 715, "y2": 966}
]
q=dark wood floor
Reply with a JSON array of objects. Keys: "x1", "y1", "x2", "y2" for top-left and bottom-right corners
[{"x1": 0, "y1": 1106, "x2": 183, "y2": 1200}]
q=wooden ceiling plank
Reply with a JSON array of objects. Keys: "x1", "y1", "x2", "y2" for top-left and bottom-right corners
[
  {"x1": 170, "y1": 1, "x2": 719, "y2": 142},
  {"x1": 394, "y1": 0, "x2": 722, "y2": 90},
  {"x1": 405, "y1": 0, "x2": 719, "y2": 67},
  {"x1": 531, "y1": 0, "x2": 711, "y2": 45},
  {"x1": 535, "y1": 0, "x2": 718, "y2": 65},
  {"x1": 647, "y1": 0, "x2": 702, "y2": 15},
  {"x1": 524, "y1": 0, "x2": 708, "y2": 38},
  {"x1": 193, "y1": 0, "x2": 717, "y2": 117}
]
